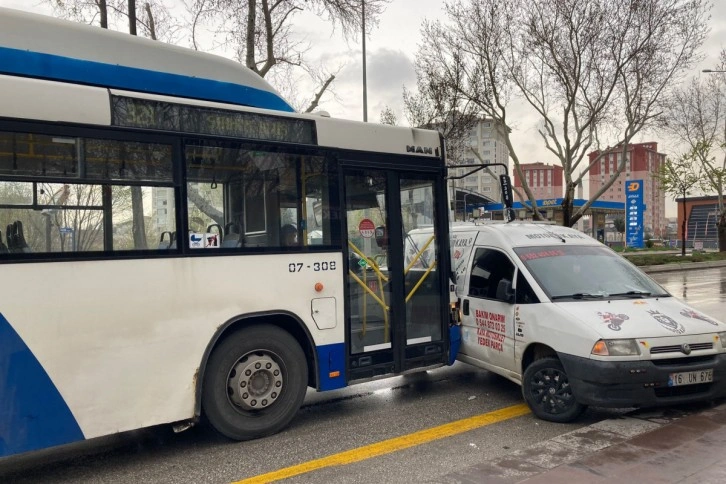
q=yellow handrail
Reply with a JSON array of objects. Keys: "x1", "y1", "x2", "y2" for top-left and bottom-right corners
[
  {"x1": 405, "y1": 260, "x2": 437, "y2": 303},
  {"x1": 347, "y1": 240, "x2": 390, "y2": 342},
  {"x1": 404, "y1": 235, "x2": 435, "y2": 275}
]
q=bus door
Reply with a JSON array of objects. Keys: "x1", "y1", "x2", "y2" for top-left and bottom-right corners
[{"x1": 343, "y1": 168, "x2": 448, "y2": 382}]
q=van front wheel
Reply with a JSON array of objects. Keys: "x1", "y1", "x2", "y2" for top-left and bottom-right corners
[{"x1": 522, "y1": 357, "x2": 586, "y2": 423}]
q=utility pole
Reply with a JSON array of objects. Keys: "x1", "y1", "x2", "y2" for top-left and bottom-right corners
[{"x1": 362, "y1": 0, "x2": 367, "y2": 122}]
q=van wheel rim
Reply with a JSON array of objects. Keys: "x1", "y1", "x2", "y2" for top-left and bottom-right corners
[{"x1": 528, "y1": 367, "x2": 575, "y2": 414}]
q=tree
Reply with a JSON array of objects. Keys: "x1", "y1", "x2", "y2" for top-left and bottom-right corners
[
  {"x1": 188, "y1": 0, "x2": 390, "y2": 113},
  {"x1": 412, "y1": 0, "x2": 710, "y2": 226},
  {"x1": 379, "y1": 105, "x2": 397, "y2": 126},
  {"x1": 655, "y1": 153, "x2": 702, "y2": 256},
  {"x1": 665, "y1": 53, "x2": 726, "y2": 250}
]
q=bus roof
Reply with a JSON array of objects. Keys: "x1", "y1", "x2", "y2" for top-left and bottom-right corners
[{"x1": 0, "y1": 7, "x2": 293, "y2": 112}]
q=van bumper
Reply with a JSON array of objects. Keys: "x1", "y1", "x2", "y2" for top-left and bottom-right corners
[{"x1": 558, "y1": 353, "x2": 726, "y2": 408}]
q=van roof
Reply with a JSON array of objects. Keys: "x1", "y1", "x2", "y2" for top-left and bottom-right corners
[{"x1": 411, "y1": 221, "x2": 603, "y2": 249}]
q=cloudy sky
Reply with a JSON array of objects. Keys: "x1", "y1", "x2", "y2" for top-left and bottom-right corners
[{"x1": 2, "y1": 0, "x2": 725, "y2": 216}]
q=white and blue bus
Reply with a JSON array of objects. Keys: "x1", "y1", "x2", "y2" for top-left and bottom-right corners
[{"x1": 0, "y1": 8, "x2": 455, "y2": 458}]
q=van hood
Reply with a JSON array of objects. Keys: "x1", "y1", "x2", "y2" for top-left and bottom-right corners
[{"x1": 554, "y1": 297, "x2": 725, "y2": 338}]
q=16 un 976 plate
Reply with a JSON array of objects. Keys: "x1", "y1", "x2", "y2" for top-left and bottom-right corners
[{"x1": 668, "y1": 369, "x2": 713, "y2": 387}]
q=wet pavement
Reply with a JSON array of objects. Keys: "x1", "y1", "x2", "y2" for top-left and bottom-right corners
[
  {"x1": 436, "y1": 402, "x2": 726, "y2": 483},
  {"x1": 433, "y1": 261, "x2": 726, "y2": 484}
]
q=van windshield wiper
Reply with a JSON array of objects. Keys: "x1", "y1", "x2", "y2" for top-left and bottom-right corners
[
  {"x1": 608, "y1": 290, "x2": 652, "y2": 298},
  {"x1": 551, "y1": 293, "x2": 604, "y2": 300}
]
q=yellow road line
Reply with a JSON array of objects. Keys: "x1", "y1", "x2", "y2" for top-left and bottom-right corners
[{"x1": 233, "y1": 403, "x2": 531, "y2": 484}]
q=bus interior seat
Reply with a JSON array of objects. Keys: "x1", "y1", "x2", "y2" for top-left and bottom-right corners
[
  {"x1": 13, "y1": 221, "x2": 31, "y2": 253},
  {"x1": 169, "y1": 231, "x2": 177, "y2": 250},
  {"x1": 222, "y1": 222, "x2": 242, "y2": 248},
  {"x1": 158, "y1": 231, "x2": 173, "y2": 250},
  {"x1": 0, "y1": 229, "x2": 7, "y2": 253},
  {"x1": 5, "y1": 224, "x2": 13, "y2": 252}
]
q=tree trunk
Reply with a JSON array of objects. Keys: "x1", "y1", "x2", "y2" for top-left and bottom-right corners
[
  {"x1": 681, "y1": 196, "x2": 687, "y2": 257},
  {"x1": 99, "y1": 0, "x2": 108, "y2": 28},
  {"x1": 718, "y1": 211, "x2": 726, "y2": 252}
]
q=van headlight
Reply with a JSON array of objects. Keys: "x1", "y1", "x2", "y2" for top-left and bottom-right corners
[
  {"x1": 591, "y1": 339, "x2": 641, "y2": 356},
  {"x1": 719, "y1": 332, "x2": 726, "y2": 349}
]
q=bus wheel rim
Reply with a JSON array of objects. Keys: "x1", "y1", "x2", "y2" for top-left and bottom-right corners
[{"x1": 227, "y1": 352, "x2": 284, "y2": 411}]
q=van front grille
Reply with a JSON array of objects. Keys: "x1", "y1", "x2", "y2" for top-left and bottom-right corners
[{"x1": 650, "y1": 342, "x2": 713, "y2": 355}]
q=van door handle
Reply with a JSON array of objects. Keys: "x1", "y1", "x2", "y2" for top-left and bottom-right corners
[{"x1": 462, "y1": 299, "x2": 469, "y2": 316}]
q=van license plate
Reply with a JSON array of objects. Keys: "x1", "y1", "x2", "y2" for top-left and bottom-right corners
[{"x1": 668, "y1": 369, "x2": 713, "y2": 386}]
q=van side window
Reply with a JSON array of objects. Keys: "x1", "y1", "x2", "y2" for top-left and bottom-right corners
[
  {"x1": 516, "y1": 271, "x2": 540, "y2": 304},
  {"x1": 468, "y1": 248, "x2": 515, "y2": 302}
]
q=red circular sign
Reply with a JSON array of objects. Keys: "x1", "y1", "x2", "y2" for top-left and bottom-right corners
[{"x1": 359, "y1": 218, "x2": 375, "y2": 238}]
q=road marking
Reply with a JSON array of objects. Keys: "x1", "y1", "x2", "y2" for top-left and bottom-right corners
[{"x1": 232, "y1": 403, "x2": 531, "y2": 484}]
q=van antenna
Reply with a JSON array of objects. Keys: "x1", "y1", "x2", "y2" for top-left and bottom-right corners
[{"x1": 537, "y1": 224, "x2": 567, "y2": 243}]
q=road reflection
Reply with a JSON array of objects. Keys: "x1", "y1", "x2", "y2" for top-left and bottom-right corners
[{"x1": 650, "y1": 267, "x2": 726, "y2": 318}]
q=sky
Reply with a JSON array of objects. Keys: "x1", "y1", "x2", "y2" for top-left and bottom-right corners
[{"x1": 2, "y1": 0, "x2": 726, "y2": 217}]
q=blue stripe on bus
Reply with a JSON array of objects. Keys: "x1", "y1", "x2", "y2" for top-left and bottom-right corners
[
  {"x1": 0, "y1": 46, "x2": 295, "y2": 113},
  {"x1": 0, "y1": 313, "x2": 84, "y2": 457},
  {"x1": 316, "y1": 343, "x2": 346, "y2": 391}
]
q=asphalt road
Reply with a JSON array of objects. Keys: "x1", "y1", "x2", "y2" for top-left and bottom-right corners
[{"x1": 1, "y1": 267, "x2": 723, "y2": 483}]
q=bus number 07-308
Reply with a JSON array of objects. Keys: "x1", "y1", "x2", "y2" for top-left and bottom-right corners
[{"x1": 288, "y1": 261, "x2": 337, "y2": 272}]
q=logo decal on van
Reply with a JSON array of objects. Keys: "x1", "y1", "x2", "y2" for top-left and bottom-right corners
[
  {"x1": 647, "y1": 310, "x2": 685, "y2": 334},
  {"x1": 679, "y1": 309, "x2": 718, "y2": 326},
  {"x1": 597, "y1": 312, "x2": 629, "y2": 331}
]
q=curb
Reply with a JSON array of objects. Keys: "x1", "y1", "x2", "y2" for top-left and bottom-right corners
[{"x1": 640, "y1": 259, "x2": 726, "y2": 274}]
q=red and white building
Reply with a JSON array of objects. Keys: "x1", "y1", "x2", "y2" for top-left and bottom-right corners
[
  {"x1": 512, "y1": 162, "x2": 563, "y2": 202},
  {"x1": 588, "y1": 143, "x2": 667, "y2": 238}
]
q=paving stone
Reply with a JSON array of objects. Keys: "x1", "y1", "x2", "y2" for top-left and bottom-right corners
[
  {"x1": 549, "y1": 427, "x2": 624, "y2": 453},
  {"x1": 587, "y1": 416, "x2": 662, "y2": 439},
  {"x1": 505, "y1": 439, "x2": 591, "y2": 470},
  {"x1": 568, "y1": 442, "x2": 658, "y2": 478},
  {"x1": 626, "y1": 422, "x2": 703, "y2": 451},
  {"x1": 518, "y1": 463, "x2": 607, "y2": 483}
]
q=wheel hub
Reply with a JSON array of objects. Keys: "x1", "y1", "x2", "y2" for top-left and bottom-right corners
[{"x1": 228, "y1": 353, "x2": 283, "y2": 411}]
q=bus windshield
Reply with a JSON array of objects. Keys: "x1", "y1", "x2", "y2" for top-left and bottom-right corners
[{"x1": 514, "y1": 245, "x2": 669, "y2": 300}]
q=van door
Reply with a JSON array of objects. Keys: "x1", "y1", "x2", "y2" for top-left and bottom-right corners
[{"x1": 459, "y1": 247, "x2": 517, "y2": 373}]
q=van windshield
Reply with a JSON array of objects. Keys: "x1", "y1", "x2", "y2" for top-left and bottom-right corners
[{"x1": 513, "y1": 245, "x2": 669, "y2": 301}]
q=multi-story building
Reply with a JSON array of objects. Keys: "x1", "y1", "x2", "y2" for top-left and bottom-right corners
[
  {"x1": 587, "y1": 142, "x2": 667, "y2": 238},
  {"x1": 452, "y1": 118, "x2": 510, "y2": 202},
  {"x1": 512, "y1": 162, "x2": 563, "y2": 202}
]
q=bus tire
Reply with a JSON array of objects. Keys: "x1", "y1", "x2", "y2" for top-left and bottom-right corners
[
  {"x1": 202, "y1": 325, "x2": 308, "y2": 440},
  {"x1": 522, "y1": 357, "x2": 586, "y2": 423}
]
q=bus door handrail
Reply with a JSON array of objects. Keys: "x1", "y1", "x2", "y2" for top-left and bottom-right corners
[
  {"x1": 404, "y1": 235, "x2": 435, "y2": 275},
  {"x1": 347, "y1": 241, "x2": 390, "y2": 342}
]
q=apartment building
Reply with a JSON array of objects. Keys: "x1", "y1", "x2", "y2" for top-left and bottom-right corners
[
  {"x1": 452, "y1": 118, "x2": 510, "y2": 202},
  {"x1": 587, "y1": 142, "x2": 667, "y2": 237},
  {"x1": 512, "y1": 162, "x2": 563, "y2": 202}
]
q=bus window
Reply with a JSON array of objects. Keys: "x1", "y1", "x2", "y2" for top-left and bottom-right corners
[
  {"x1": 185, "y1": 142, "x2": 333, "y2": 250},
  {"x1": 0, "y1": 131, "x2": 176, "y2": 254}
]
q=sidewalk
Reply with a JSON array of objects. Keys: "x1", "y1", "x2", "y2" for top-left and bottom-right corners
[{"x1": 436, "y1": 402, "x2": 726, "y2": 483}]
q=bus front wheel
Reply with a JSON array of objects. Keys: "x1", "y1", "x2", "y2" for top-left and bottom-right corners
[{"x1": 202, "y1": 325, "x2": 308, "y2": 440}]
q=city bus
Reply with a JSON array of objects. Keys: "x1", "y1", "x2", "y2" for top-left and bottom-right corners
[{"x1": 0, "y1": 8, "x2": 454, "y2": 458}]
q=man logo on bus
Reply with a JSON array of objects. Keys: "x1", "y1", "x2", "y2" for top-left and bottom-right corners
[{"x1": 627, "y1": 181, "x2": 641, "y2": 192}]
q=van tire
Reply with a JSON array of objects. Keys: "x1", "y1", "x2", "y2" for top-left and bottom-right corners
[
  {"x1": 522, "y1": 357, "x2": 586, "y2": 423},
  {"x1": 202, "y1": 325, "x2": 308, "y2": 440}
]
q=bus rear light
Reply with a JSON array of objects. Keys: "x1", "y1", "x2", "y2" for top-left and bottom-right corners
[{"x1": 315, "y1": 282, "x2": 324, "y2": 292}]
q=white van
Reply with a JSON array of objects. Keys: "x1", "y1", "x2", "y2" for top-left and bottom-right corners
[{"x1": 430, "y1": 221, "x2": 726, "y2": 422}]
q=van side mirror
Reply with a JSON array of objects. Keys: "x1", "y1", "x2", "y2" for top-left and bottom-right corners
[{"x1": 496, "y1": 278, "x2": 514, "y2": 304}]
